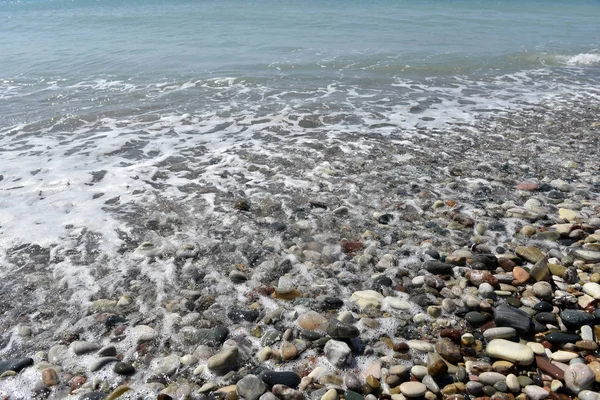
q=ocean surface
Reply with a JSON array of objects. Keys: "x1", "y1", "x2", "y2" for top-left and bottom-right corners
[{"x1": 0, "y1": 0, "x2": 599, "y2": 395}]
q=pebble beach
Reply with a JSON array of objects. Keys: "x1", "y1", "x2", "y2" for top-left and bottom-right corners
[{"x1": 1, "y1": 100, "x2": 600, "y2": 399}]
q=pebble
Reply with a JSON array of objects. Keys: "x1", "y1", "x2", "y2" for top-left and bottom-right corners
[
  {"x1": 523, "y1": 385, "x2": 549, "y2": 400},
  {"x1": 259, "y1": 370, "x2": 301, "y2": 388},
  {"x1": 114, "y1": 362, "x2": 136, "y2": 376},
  {"x1": 351, "y1": 290, "x2": 384, "y2": 309},
  {"x1": 479, "y1": 372, "x2": 507, "y2": 386},
  {"x1": 72, "y1": 341, "x2": 101, "y2": 355},
  {"x1": 327, "y1": 318, "x2": 359, "y2": 339},
  {"x1": 237, "y1": 374, "x2": 267, "y2": 400},
  {"x1": 564, "y1": 363, "x2": 595, "y2": 393},
  {"x1": 483, "y1": 327, "x2": 516, "y2": 341},
  {"x1": 207, "y1": 346, "x2": 239, "y2": 374},
  {"x1": 91, "y1": 357, "x2": 119, "y2": 372},
  {"x1": 323, "y1": 339, "x2": 351, "y2": 367},
  {"x1": 400, "y1": 382, "x2": 427, "y2": 397},
  {"x1": 486, "y1": 339, "x2": 534, "y2": 365},
  {"x1": 41, "y1": 368, "x2": 58, "y2": 387}
]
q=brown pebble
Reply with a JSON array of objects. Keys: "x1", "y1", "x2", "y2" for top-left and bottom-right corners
[
  {"x1": 394, "y1": 342, "x2": 409, "y2": 352},
  {"x1": 366, "y1": 374, "x2": 380, "y2": 389},
  {"x1": 70, "y1": 375, "x2": 86, "y2": 390},
  {"x1": 576, "y1": 340, "x2": 598, "y2": 351},
  {"x1": 441, "y1": 384, "x2": 459, "y2": 395},
  {"x1": 511, "y1": 266, "x2": 530, "y2": 285},
  {"x1": 516, "y1": 182, "x2": 537, "y2": 191},
  {"x1": 341, "y1": 240, "x2": 363, "y2": 254},
  {"x1": 41, "y1": 368, "x2": 58, "y2": 387},
  {"x1": 549, "y1": 394, "x2": 571, "y2": 400},
  {"x1": 466, "y1": 270, "x2": 498, "y2": 286},
  {"x1": 498, "y1": 259, "x2": 517, "y2": 271},
  {"x1": 428, "y1": 359, "x2": 448, "y2": 377},
  {"x1": 535, "y1": 356, "x2": 564, "y2": 380},
  {"x1": 491, "y1": 393, "x2": 514, "y2": 400},
  {"x1": 440, "y1": 329, "x2": 462, "y2": 344}
]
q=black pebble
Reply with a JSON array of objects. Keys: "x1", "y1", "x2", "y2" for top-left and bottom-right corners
[{"x1": 114, "y1": 362, "x2": 136, "y2": 376}]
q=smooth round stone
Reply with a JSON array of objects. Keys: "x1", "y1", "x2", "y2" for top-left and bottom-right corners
[
  {"x1": 533, "y1": 301, "x2": 553, "y2": 312},
  {"x1": 351, "y1": 290, "x2": 384, "y2": 309},
  {"x1": 207, "y1": 346, "x2": 239, "y2": 374},
  {"x1": 479, "y1": 372, "x2": 507, "y2": 386},
  {"x1": 237, "y1": 374, "x2": 266, "y2": 400},
  {"x1": 518, "y1": 376, "x2": 534, "y2": 387},
  {"x1": 524, "y1": 385, "x2": 550, "y2": 400},
  {"x1": 579, "y1": 390, "x2": 600, "y2": 400},
  {"x1": 400, "y1": 382, "x2": 427, "y2": 397},
  {"x1": 324, "y1": 340, "x2": 351, "y2": 367},
  {"x1": 545, "y1": 332, "x2": 581, "y2": 344},
  {"x1": 259, "y1": 370, "x2": 301, "y2": 389},
  {"x1": 321, "y1": 389, "x2": 338, "y2": 400},
  {"x1": 564, "y1": 363, "x2": 595, "y2": 393},
  {"x1": 131, "y1": 325, "x2": 158, "y2": 342},
  {"x1": 493, "y1": 381, "x2": 508, "y2": 392},
  {"x1": 465, "y1": 311, "x2": 486, "y2": 326},
  {"x1": 551, "y1": 350, "x2": 579, "y2": 362},
  {"x1": 483, "y1": 327, "x2": 516, "y2": 341},
  {"x1": 407, "y1": 340, "x2": 435, "y2": 352},
  {"x1": 506, "y1": 374, "x2": 520, "y2": 393},
  {"x1": 90, "y1": 357, "x2": 119, "y2": 372},
  {"x1": 486, "y1": 339, "x2": 534, "y2": 366},
  {"x1": 526, "y1": 342, "x2": 545, "y2": 355},
  {"x1": 583, "y1": 282, "x2": 600, "y2": 299},
  {"x1": 71, "y1": 341, "x2": 101, "y2": 356},
  {"x1": 385, "y1": 297, "x2": 411, "y2": 310},
  {"x1": 114, "y1": 362, "x2": 135, "y2": 376},
  {"x1": 581, "y1": 325, "x2": 594, "y2": 341},
  {"x1": 410, "y1": 365, "x2": 428, "y2": 380},
  {"x1": 535, "y1": 312, "x2": 557, "y2": 325},
  {"x1": 327, "y1": 318, "x2": 359, "y2": 339},
  {"x1": 466, "y1": 381, "x2": 484, "y2": 395},
  {"x1": 428, "y1": 359, "x2": 448, "y2": 377}
]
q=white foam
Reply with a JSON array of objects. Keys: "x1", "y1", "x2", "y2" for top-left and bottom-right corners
[{"x1": 565, "y1": 53, "x2": 600, "y2": 66}]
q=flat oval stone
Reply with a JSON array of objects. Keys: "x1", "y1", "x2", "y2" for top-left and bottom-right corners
[
  {"x1": 483, "y1": 327, "x2": 516, "y2": 341},
  {"x1": 545, "y1": 332, "x2": 581, "y2": 344},
  {"x1": 486, "y1": 339, "x2": 534, "y2": 366},
  {"x1": 560, "y1": 309, "x2": 595, "y2": 328},
  {"x1": 400, "y1": 382, "x2": 427, "y2": 397},
  {"x1": 114, "y1": 362, "x2": 136, "y2": 376},
  {"x1": 72, "y1": 341, "x2": 101, "y2": 356},
  {"x1": 0, "y1": 357, "x2": 33, "y2": 374},
  {"x1": 478, "y1": 372, "x2": 507, "y2": 386},
  {"x1": 90, "y1": 357, "x2": 119, "y2": 372},
  {"x1": 259, "y1": 370, "x2": 301, "y2": 388},
  {"x1": 535, "y1": 312, "x2": 557, "y2": 325}
]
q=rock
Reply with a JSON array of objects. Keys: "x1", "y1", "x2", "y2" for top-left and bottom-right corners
[
  {"x1": 479, "y1": 372, "x2": 506, "y2": 385},
  {"x1": 494, "y1": 304, "x2": 532, "y2": 333},
  {"x1": 465, "y1": 311, "x2": 486, "y2": 326},
  {"x1": 281, "y1": 343, "x2": 297, "y2": 360},
  {"x1": 91, "y1": 357, "x2": 119, "y2": 372},
  {"x1": 435, "y1": 338, "x2": 462, "y2": 364},
  {"x1": 560, "y1": 309, "x2": 595, "y2": 328},
  {"x1": 558, "y1": 208, "x2": 578, "y2": 221},
  {"x1": 41, "y1": 368, "x2": 58, "y2": 387},
  {"x1": 327, "y1": 318, "x2": 359, "y2": 339},
  {"x1": 114, "y1": 362, "x2": 136, "y2": 376},
  {"x1": 131, "y1": 325, "x2": 158, "y2": 342},
  {"x1": 424, "y1": 261, "x2": 454, "y2": 275},
  {"x1": 467, "y1": 270, "x2": 498, "y2": 286},
  {"x1": 545, "y1": 332, "x2": 581, "y2": 344},
  {"x1": 572, "y1": 250, "x2": 600, "y2": 263},
  {"x1": 582, "y1": 282, "x2": 600, "y2": 299},
  {"x1": 400, "y1": 382, "x2": 427, "y2": 397},
  {"x1": 515, "y1": 247, "x2": 544, "y2": 263},
  {"x1": 72, "y1": 341, "x2": 101, "y2": 355},
  {"x1": 524, "y1": 385, "x2": 549, "y2": 400},
  {"x1": 408, "y1": 340, "x2": 435, "y2": 352},
  {"x1": 153, "y1": 354, "x2": 181, "y2": 377},
  {"x1": 579, "y1": 391, "x2": 600, "y2": 400},
  {"x1": 385, "y1": 297, "x2": 411, "y2": 310},
  {"x1": 516, "y1": 182, "x2": 537, "y2": 191},
  {"x1": 551, "y1": 351, "x2": 579, "y2": 363},
  {"x1": 237, "y1": 374, "x2": 266, "y2": 400},
  {"x1": 529, "y1": 257, "x2": 550, "y2": 281},
  {"x1": 259, "y1": 370, "x2": 301, "y2": 389},
  {"x1": 0, "y1": 357, "x2": 33, "y2": 374},
  {"x1": 207, "y1": 346, "x2": 238, "y2": 374},
  {"x1": 351, "y1": 290, "x2": 384, "y2": 309},
  {"x1": 428, "y1": 359, "x2": 448, "y2": 377},
  {"x1": 564, "y1": 363, "x2": 595, "y2": 394},
  {"x1": 297, "y1": 312, "x2": 328, "y2": 331},
  {"x1": 483, "y1": 327, "x2": 516, "y2": 341},
  {"x1": 320, "y1": 389, "x2": 339, "y2": 400},
  {"x1": 512, "y1": 267, "x2": 530, "y2": 285},
  {"x1": 105, "y1": 385, "x2": 132, "y2": 400},
  {"x1": 532, "y1": 281, "x2": 553, "y2": 300},
  {"x1": 97, "y1": 345, "x2": 117, "y2": 357},
  {"x1": 324, "y1": 339, "x2": 352, "y2": 367},
  {"x1": 271, "y1": 384, "x2": 303, "y2": 400},
  {"x1": 486, "y1": 339, "x2": 534, "y2": 366},
  {"x1": 506, "y1": 374, "x2": 520, "y2": 393}
]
